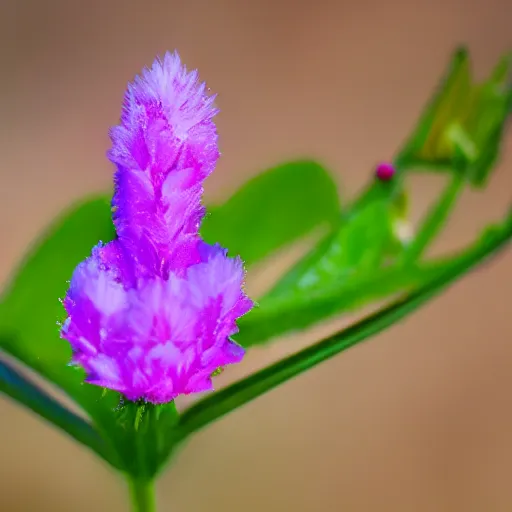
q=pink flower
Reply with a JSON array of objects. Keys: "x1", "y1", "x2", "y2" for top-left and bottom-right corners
[{"x1": 61, "y1": 52, "x2": 253, "y2": 403}]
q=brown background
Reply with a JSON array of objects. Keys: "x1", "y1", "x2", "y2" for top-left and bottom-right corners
[{"x1": 1, "y1": 0, "x2": 512, "y2": 510}]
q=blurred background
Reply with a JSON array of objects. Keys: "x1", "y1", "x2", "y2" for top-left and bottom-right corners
[{"x1": 1, "y1": 0, "x2": 511, "y2": 510}]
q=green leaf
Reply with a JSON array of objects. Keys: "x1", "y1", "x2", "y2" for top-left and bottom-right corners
[
  {"x1": 0, "y1": 196, "x2": 114, "y2": 372},
  {"x1": 235, "y1": 196, "x2": 512, "y2": 347},
  {"x1": 238, "y1": 178, "x2": 409, "y2": 346},
  {"x1": 0, "y1": 196, "x2": 127, "y2": 467},
  {"x1": 0, "y1": 196, "x2": 118, "y2": 407},
  {"x1": 0, "y1": 355, "x2": 117, "y2": 467},
  {"x1": 268, "y1": 180, "x2": 403, "y2": 297},
  {"x1": 201, "y1": 160, "x2": 341, "y2": 266},
  {"x1": 236, "y1": 264, "x2": 432, "y2": 347},
  {"x1": 398, "y1": 48, "x2": 512, "y2": 186},
  {"x1": 177, "y1": 212, "x2": 512, "y2": 439}
]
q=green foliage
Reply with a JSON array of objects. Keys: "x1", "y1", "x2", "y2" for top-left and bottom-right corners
[
  {"x1": 0, "y1": 197, "x2": 125, "y2": 466},
  {"x1": 0, "y1": 196, "x2": 114, "y2": 377},
  {"x1": 201, "y1": 160, "x2": 341, "y2": 266},
  {"x1": 0, "y1": 160, "x2": 341, "y2": 475},
  {"x1": 0, "y1": 47, "x2": 510, "y2": 490},
  {"x1": 0, "y1": 356, "x2": 116, "y2": 466},
  {"x1": 178, "y1": 210, "x2": 512, "y2": 439},
  {"x1": 398, "y1": 48, "x2": 512, "y2": 186}
]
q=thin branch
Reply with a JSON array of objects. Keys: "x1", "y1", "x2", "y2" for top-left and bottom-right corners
[
  {"x1": 175, "y1": 212, "x2": 512, "y2": 441},
  {"x1": 0, "y1": 357, "x2": 118, "y2": 467}
]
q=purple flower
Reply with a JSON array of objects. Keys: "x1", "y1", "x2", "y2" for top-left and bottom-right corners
[{"x1": 61, "y1": 52, "x2": 253, "y2": 404}]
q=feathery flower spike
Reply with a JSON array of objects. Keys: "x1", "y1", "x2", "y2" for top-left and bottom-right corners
[{"x1": 61, "y1": 52, "x2": 253, "y2": 404}]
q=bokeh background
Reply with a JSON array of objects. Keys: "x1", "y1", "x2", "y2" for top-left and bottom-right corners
[{"x1": 1, "y1": 0, "x2": 512, "y2": 510}]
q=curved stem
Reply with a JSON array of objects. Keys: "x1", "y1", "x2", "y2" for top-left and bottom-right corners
[
  {"x1": 175, "y1": 212, "x2": 512, "y2": 441},
  {"x1": 128, "y1": 478, "x2": 156, "y2": 512},
  {"x1": 403, "y1": 172, "x2": 464, "y2": 264},
  {"x1": 0, "y1": 357, "x2": 114, "y2": 465}
]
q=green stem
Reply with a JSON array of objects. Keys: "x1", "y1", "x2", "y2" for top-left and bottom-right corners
[
  {"x1": 175, "y1": 212, "x2": 512, "y2": 441},
  {"x1": 128, "y1": 478, "x2": 156, "y2": 512},
  {"x1": 403, "y1": 172, "x2": 464, "y2": 264},
  {"x1": 0, "y1": 357, "x2": 114, "y2": 466}
]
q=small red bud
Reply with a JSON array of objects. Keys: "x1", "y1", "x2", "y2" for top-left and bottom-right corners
[{"x1": 375, "y1": 162, "x2": 396, "y2": 181}]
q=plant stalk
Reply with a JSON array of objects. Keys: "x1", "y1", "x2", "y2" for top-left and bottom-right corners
[
  {"x1": 128, "y1": 478, "x2": 157, "y2": 512},
  {"x1": 403, "y1": 172, "x2": 464, "y2": 264}
]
